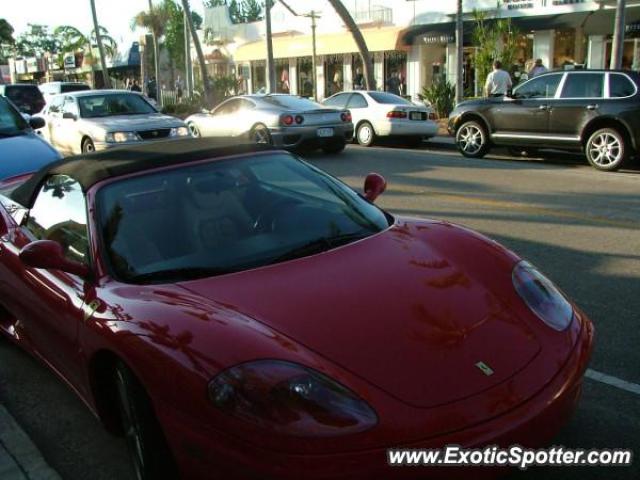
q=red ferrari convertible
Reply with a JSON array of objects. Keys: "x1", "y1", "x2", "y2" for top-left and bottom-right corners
[{"x1": 0, "y1": 139, "x2": 593, "y2": 480}]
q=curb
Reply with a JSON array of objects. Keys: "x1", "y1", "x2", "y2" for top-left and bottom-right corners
[{"x1": 0, "y1": 405, "x2": 61, "y2": 480}]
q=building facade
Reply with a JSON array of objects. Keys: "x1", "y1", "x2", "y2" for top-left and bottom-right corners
[{"x1": 197, "y1": 0, "x2": 640, "y2": 102}]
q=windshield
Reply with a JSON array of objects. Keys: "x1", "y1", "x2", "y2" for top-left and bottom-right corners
[
  {"x1": 259, "y1": 95, "x2": 323, "y2": 110},
  {"x1": 78, "y1": 93, "x2": 156, "y2": 118},
  {"x1": 0, "y1": 96, "x2": 29, "y2": 137},
  {"x1": 368, "y1": 92, "x2": 413, "y2": 105},
  {"x1": 97, "y1": 153, "x2": 391, "y2": 284}
]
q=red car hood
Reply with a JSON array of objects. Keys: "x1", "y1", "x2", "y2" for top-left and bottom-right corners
[{"x1": 180, "y1": 220, "x2": 540, "y2": 408}]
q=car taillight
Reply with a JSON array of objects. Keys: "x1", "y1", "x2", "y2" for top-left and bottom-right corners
[
  {"x1": 295, "y1": 115, "x2": 304, "y2": 124},
  {"x1": 340, "y1": 111, "x2": 352, "y2": 122},
  {"x1": 386, "y1": 110, "x2": 407, "y2": 119},
  {"x1": 281, "y1": 114, "x2": 294, "y2": 126}
]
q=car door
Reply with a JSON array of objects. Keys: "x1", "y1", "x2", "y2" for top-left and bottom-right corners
[
  {"x1": 58, "y1": 96, "x2": 82, "y2": 154},
  {"x1": 228, "y1": 98, "x2": 257, "y2": 137},
  {"x1": 345, "y1": 93, "x2": 368, "y2": 126},
  {"x1": 549, "y1": 72, "x2": 605, "y2": 139},
  {"x1": 489, "y1": 73, "x2": 564, "y2": 137},
  {"x1": 0, "y1": 175, "x2": 91, "y2": 389},
  {"x1": 201, "y1": 99, "x2": 242, "y2": 137},
  {"x1": 44, "y1": 95, "x2": 64, "y2": 145}
]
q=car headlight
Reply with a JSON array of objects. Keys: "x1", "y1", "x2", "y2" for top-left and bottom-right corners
[
  {"x1": 170, "y1": 126, "x2": 190, "y2": 137},
  {"x1": 512, "y1": 261, "x2": 573, "y2": 331},
  {"x1": 106, "y1": 131, "x2": 139, "y2": 143},
  {"x1": 208, "y1": 360, "x2": 377, "y2": 437}
]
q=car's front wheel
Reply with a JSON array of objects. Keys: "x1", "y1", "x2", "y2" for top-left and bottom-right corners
[
  {"x1": 115, "y1": 362, "x2": 177, "y2": 480},
  {"x1": 585, "y1": 128, "x2": 629, "y2": 171},
  {"x1": 456, "y1": 121, "x2": 490, "y2": 158},
  {"x1": 356, "y1": 121, "x2": 376, "y2": 147},
  {"x1": 82, "y1": 138, "x2": 95, "y2": 154}
]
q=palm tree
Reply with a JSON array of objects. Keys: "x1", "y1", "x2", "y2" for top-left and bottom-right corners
[
  {"x1": 91, "y1": 27, "x2": 118, "y2": 59},
  {"x1": 327, "y1": 0, "x2": 374, "y2": 90},
  {"x1": 90, "y1": 0, "x2": 112, "y2": 88},
  {"x1": 132, "y1": 1, "x2": 167, "y2": 103},
  {"x1": 180, "y1": 0, "x2": 212, "y2": 106}
]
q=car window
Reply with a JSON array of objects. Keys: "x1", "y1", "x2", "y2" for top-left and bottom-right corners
[
  {"x1": 368, "y1": 91, "x2": 412, "y2": 105},
  {"x1": 347, "y1": 93, "x2": 368, "y2": 109},
  {"x1": 514, "y1": 74, "x2": 562, "y2": 99},
  {"x1": 77, "y1": 93, "x2": 156, "y2": 118},
  {"x1": 25, "y1": 175, "x2": 89, "y2": 266},
  {"x1": 62, "y1": 97, "x2": 79, "y2": 117},
  {"x1": 239, "y1": 99, "x2": 255, "y2": 110},
  {"x1": 0, "y1": 96, "x2": 29, "y2": 135},
  {"x1": 259, "y1": 95, "x2": 323, "y2": 110},
  {"x1": 609, "y1": 74, "x2": 636, "y2": 98},
  {"x1": 214, "y1": 99, "x2": 241, "y2": 115},
  {"x1": 48, "y1": 96, "x2": 64, "y2": 114},
  {"x1": 560, "y1": 73, "x2": 604, "y2": 99},
  {"x1": 4, "y1": 85, "x2": 45, "y2": 113},
  {"x1": 324, "y1": 93, "x2": 351, "y2": 108}
]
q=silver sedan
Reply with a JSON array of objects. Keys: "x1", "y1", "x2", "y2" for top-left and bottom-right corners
[
  {"x1": 186, "y1": 94, "x2": 354, "y2": 154},
  {"x1": 37, "y1": 90, "x2": 190, "y2": 156}
]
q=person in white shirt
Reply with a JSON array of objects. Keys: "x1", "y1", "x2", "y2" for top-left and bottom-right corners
[
  {"x1": 529, "y1": 59, "x2": 548, "y2": 78},
  {"x1": 484, "y1": 61, "x2": 513, "y2": 97}
]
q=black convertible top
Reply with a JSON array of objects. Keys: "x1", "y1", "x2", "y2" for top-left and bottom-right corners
[{"x1": 11, "y1": 138, "x2": 276, "y2": 208}]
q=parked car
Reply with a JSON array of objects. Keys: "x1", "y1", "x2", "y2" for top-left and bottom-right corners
[
  {"x1": 39, "y1": 81, "x2": 91, "y2": 101},
  {"x1": 0, "y1": 83, "x2": 46, "y2": 115},
  {"x1": 186, "y1": 94, "x2": 353, "y2": 154},
  {"x1": 0, "y1": 138, "x2": 593, "y2": 480},
  {"x1": 0, "y1": 95, "x2": 61, "y2": 181},
  {"x1": 448, "y1": 70, "x2": 640, "y2": 171},
  {"x1": 323, "y1": 90, "x2": 438, "y2": 147},
  {"x1": 37, "y1": 89, "x2": 190, "y2": 156}
]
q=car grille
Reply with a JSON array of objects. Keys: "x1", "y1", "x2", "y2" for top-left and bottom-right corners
[{"x1": 137, "y1": 128, "x2": 171, "y2": 140}]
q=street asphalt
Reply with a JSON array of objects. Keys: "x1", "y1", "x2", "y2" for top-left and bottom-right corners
[{"x1": 0, "y1": 140, "x2": 638, "y2": 480}]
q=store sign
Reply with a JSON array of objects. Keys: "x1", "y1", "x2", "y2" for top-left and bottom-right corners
[
  {"x1": 503, "y1": 0, "x2": 534, "y2": 10},
  {"x1": 63, "y1": 54, "x2": 76, "y2": 69},
  {"x1": 26, "y1": 57, "x2": 40, "y2": 73},
  {"x1": 14, "y1": 60, "x2": 26, "y2": 74},
  {"x1": 423, "y1": 34, "x2": 455, "y2": 44}
]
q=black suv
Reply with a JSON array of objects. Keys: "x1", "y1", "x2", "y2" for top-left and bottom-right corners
[
  {"x1": 0, "y1": 83, "x2": 46, "y2": 115},
  {"x1": 448, "y1": 70, "x2": 639, "y2": 171}
]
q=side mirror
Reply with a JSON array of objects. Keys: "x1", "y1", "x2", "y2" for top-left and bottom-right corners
[
  {"x1": 29, "y1": 116, "x2": 45, "y2": 129},
  {"x1": 19, "y1": 240, "x2": 90, "y2": 278},
  {"x1": 62, "y1": 112, "x2": 77, "y2": 121},
  {"x1": 363, "y1": 173, "x2": 386, "y2": 203}
]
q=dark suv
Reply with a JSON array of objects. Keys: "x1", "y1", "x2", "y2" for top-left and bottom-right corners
[
  {"x1": 0, "y1": 83, "x2": 46, "y2": 115},
  {"x1": 448, "y1": 70, "x2": 639, "y2": 171}
]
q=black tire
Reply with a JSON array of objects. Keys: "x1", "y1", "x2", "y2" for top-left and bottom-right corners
[
  {"x1": 322, "y1": 141, "x2": 346, "y2": 154},
  {"x1": 508, "y1": 147, "x2": 539, "y2": 157},
  {"x1": 585, "y1": 127, "x2": 629, "y2": 172},
  {"x1": 356, "y1": 121, "x2": 376, "y2": 147},
  {"x1": 249, "y1": 124, "x2": 273, "y2": 145},
  {"x1": 82, "y1": 138, "x2": 96, "y2": 154},
  {"x1": 187, "y1": 122, "x2": 201, "y2": 138},
  {"x1": 455, "y1": 120, "x2": 490, "y2": 158},
  {"x1": 115, "y1": 362, "x2": 178, "y2": 480}
]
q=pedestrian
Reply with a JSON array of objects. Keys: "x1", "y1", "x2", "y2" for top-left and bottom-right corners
[
  {"x1": 528, "y1": 59, "x2": 548, "y2": 78},
  {"x1": 147, "y1": 77, "x2": 157, "y2": 100},
  {"x1": 386, "y1": 71, "x2": 401, "y2": 96},
  {"x1": 130, "y1": 79, "x2": 141, "y2": 92},
  {"x1": 175, "y1": 75, "x2": 184, "y2": 100},
  {"x1": 353, "y1": 67, "x2": 364, "y2": 90},
  {"x1": 484, "y1": 60, "x2": 513, "y2": 98}
]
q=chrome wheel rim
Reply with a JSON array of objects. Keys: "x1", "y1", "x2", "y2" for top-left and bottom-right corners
[
  {"x1": 358, "y1": 125, "x2": 372, "y2": 144},
  {"x1": 116, "y1": 372, "x2": 144, "y2": 480},
  {"x1": 457, "y1": 125, "x2": 484, "y2": 154},
  {"x1": 253, "y1": 127, "x2": 270, "y2": 144},
  {"x1": 188, "y1": 123, "x2": 200, "y2": 137},
  {"x1": 589, "y1": 133, "x2": 622, "y2": 167}
]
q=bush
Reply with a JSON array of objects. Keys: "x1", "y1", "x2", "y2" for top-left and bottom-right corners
[
  {"x1": 418, "y1": 80, "x2": 455, "y2": 119},
  {"x1": 161, "y1": 96, "x2": 206, "y2": 119}
]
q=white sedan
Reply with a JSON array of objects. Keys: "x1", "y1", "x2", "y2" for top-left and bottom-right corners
[{"x1": 323, "y1": 91, "x2": 437, "y2": 147}]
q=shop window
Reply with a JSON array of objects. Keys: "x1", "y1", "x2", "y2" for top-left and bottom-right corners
[
  {"x1": 325, "y1": 55, "x2": 344, "y2": 97},
  {"x1": 605, "y1": 40, "x2": 635, "y2": 70},
  {"x1": 383, "y1": 52, "x2": 407, "y2": 96},
  {"x1": 560, "y1": 73, "x2": 604, "y2": 99},
  {"x1": 275, "y1": 59, "x2": 290, "y2": 94},
  {"x1": 297, "y1": 57, "x2": 314, "y2": 98},
  {"x1": 251, "y1": 60, "x2": 266, "y2": 94}
]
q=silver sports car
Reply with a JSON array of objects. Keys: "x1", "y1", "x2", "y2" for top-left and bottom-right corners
[
  {"x1": 185, "y1": 94, "x2": 354, "y2": 154},
  {"x1": 37, "y1": 90, "x2": 190, "y2": 156}
]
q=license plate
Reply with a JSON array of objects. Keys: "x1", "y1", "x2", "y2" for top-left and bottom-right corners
[
  {"x1": 410, "y1": 112, "x2": 423, "y2": 120},
  {"x1": 317, "y1": 127, "x2": 334, "y2": 137}
]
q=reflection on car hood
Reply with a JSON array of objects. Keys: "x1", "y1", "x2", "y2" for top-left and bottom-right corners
[
  {"x1": 0, "y1": 132, "x2": 61, "y2": 180},
  {"x1": 85, "y1": 113, "x2": 185, "y2": 131},
  {"x1": 180, "y1": 219, "x2": 541, "y2": 408}
]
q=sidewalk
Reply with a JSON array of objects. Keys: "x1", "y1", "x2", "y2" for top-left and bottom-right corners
[{"x1": 0, "y1": 405, "x2": 61, "y2": 480}]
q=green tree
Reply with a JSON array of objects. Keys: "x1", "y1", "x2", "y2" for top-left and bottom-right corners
[
  {"x1": 164, "y1": 0, "x2": 202, "y2": 76},
  {"x1": 15, "y1": 24, "x2": 60, "y2": 56},
  {"x1": 0, "y1": 19, "x2": 15, "y2": 63}
]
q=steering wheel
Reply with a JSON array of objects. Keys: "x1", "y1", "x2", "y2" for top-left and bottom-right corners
[{"x1": 253, "y1": 197, "x2": 301, "y2": 233}]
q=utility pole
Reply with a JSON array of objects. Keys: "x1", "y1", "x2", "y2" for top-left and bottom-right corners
[
  {"x1": 610, "y1": 0, "x2": 627, "y2": 70},
  {"x1": 455, "y1": 0, "x2": 463, "y2": 104},
  {"x1": 265, "y1": 0, "x2": 276, "y2": 93},
  {"x1": 308, "y1": 10, "x2": 319, "y2": 101},
  {"x1": 184, "y1": 9, "x2": 193, "y2": 97}
]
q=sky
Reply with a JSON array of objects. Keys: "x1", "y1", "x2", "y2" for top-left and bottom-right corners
[{"x1": 0, "y1": 0, "x2": 206, "y2": 48}]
